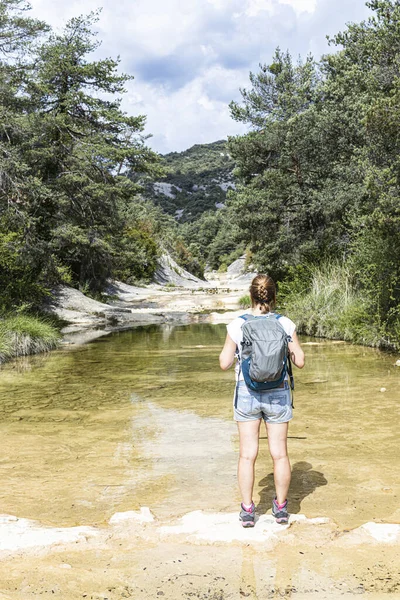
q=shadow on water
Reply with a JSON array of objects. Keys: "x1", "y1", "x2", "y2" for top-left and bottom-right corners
[{"x1": 257, "y1": 461, "x2": 328, "y2": 514}]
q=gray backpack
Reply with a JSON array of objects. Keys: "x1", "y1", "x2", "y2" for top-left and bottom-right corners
[{"x1": 235, "y1": 313, "x2": 294, "y2": 405}]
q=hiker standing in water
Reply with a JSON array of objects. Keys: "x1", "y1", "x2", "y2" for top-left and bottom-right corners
[{"x1": 219, "y1": 274, "x2": 305, "y2": 527}]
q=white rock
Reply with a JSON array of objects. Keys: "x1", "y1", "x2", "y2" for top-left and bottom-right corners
[
  {"x1": 175, "y1": 209, "x2": 184, "y2": 219},
  {"x1": 218, "y1": 181, "x2": 236, "y2": 192},
  {"x1": 380, "y1": 387, "x2": 387, "y2": 392},
  {"x1": 109, "y1": 507, "x2": 155, "y2": 524},
  {"x1": 153, "y1": 182, "x2": 177, "y2": 199},
  {"x1": 153, "y1": 253, "x2": 206, "y2": 287},
  {"x1": 158, "y1": 511, "x2": 329, "y2": 544},
  {"x1": 359, "y1": 523, "x2": 400, "y2": 543},
  {"x1": 0, "y1": 515, "x2": 97, "y2": 552},
  {"x1": 395, "y1": 359, "x2": 400, "y2": 367}
]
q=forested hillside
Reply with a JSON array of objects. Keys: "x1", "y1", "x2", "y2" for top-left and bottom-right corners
[
  {"x1": 144, "y1": 140, "x2": 235, "y2": 221},
  {"x1": 1, "y1": 0, "x2": 400, "y2": 351}
]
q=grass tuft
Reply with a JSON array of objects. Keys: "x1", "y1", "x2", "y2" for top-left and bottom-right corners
[
  {"x1": 0, "y1": 315, "x2": 61, "y2": 363},
  {"x1": 281, "y1": 262, "x2": 384, "y2": 347},
  {"x1": 238, "y1": 294, "x2": 251, "y2": 309}
]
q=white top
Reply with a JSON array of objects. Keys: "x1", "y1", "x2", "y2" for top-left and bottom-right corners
[{"x1": 226, "y1": 312, "x2": 296, "y2": 381}]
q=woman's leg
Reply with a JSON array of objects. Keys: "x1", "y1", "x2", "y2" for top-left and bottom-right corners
[
  {"x1": 265, "y1": 421, "x2": 291, "y2": 504},
  {"x1": 237, "y1": 420, "x2": 261, "y2": 505}
]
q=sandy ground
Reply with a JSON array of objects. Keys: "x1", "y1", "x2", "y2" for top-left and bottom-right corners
[{"x1": 0, "y1": 508, "x2": 399, "y2": 599}]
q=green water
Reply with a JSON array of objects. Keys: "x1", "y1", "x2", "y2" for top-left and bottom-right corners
[{"x1": 0, "y1": 324, "x2": 399, "y2": 529}]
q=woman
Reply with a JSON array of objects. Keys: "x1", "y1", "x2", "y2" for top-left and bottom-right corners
[{"x1": 219, "y1": 274, "x2": 305, "y2": 527}]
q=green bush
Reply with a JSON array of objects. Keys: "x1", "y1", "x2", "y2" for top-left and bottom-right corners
[
  {"x1": 114, "y1": 226, "x2": 159, "y2": 284},
  {"x1": 0, "y1": 315, "x2": 60, "y2": 362},
  {"x1": 239, "y1": 294, "x2": 251, "y2": 309},
  {"x1": 281, "y1": 262, "x2": 385, "y2": 347},
  {"x1": 0, "y1": 229, "x2": 51, "y2": 314}
]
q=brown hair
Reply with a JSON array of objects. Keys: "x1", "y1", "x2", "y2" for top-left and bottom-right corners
[{"x1": 249, "y1": 274, "x2": 276, "y2": 314}]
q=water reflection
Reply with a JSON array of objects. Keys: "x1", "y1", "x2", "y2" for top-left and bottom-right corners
[{"x1": 0, "y1": 323, "x2": 398, "y2": 529}]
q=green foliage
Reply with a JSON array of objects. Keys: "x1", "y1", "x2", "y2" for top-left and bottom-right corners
[
  {"x1": 282, "y1": 262, "x2": 384, "y2": 347},
  {"x1": 227, "y1": 48, "x2": 360, "y2": 279},
  {"x1": 0, "y1": 227, "x2": 51, "y2": 313},
  {"x1": 0, "y1": 314, "x2": 60, "y2": 362},
  {"x1": 144, "y1": 141, "x2": 235, "y2": 222},
  {"x1": 179, "y1": 209, "x2": 244, "y2": 271},
  {"x1": 0, "y1": 0, "x2": 49, "y2": 56},
  {"x1": 238, "y1": 295, "x2": 251, "y2": 309},
  {"x1": 227, "y1": 4, "x2": 400, "y2": 346},
  {"x1": 114, "y1": 223, "x2": 159, "y2": 284},
  {"x1": 0, "y1": 4, "x2": 163, "y2": 310}
]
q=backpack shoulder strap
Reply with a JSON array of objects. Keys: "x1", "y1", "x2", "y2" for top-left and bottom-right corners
[
  {"x1": 276, "y1": 313, "x2": 295, "y2": 406},
  {"x1": 239, "y1": 313, "x2": 250, "y2": 321}
]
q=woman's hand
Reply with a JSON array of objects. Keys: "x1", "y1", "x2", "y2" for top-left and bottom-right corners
[
  {"x1": 219, "y1": 333, "x2": 237, "y2": 370},
  {"x1": 288, "y1": 332, "x2": 305, "y2": 368}
]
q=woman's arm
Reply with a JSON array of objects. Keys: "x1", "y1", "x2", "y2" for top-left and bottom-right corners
[
  {"x1": 288, "y1": 331, "x2": 305, "y2": 368},
  {"x1": 219, "y1": 333, "x2": 237, "y2": 370}
]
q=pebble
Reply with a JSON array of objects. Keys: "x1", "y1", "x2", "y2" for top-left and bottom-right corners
[
  {"x1": 395, "y1": 359, "x2": 400, "y2": 367},
  {"x1": 380, "y1": 387, "x2": 387, "y2": 393}
]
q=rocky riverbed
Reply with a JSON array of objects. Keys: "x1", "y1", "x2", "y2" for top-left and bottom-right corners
[{"x1": 44, "y1": 256, "x2": 255, "y2": 341}]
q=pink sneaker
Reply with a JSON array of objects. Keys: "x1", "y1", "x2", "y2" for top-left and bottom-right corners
[
  {"x1": 272, "y1": 498, "x2": 289, "y2": 524},
  {"x1": 239, "y1": 502, "x2": 255, "y2": 527}
]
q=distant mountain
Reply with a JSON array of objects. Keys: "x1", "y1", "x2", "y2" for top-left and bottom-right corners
[{"x1": 145, "y1": 140, "x2": 235, "y2": 222}]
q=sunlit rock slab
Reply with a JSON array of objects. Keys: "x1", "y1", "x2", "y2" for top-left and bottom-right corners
[
  {"x1": 338, "y1": 522, "x2": 400, "y2": 545},
  {"x1": 157, "y1": 510, "x2": 330, "y2": 545},
  {"x1": 0, "y1": 514, "x2": 98, "y2": 553}
]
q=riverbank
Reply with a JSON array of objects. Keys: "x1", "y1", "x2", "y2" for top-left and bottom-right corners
[
  {"x1": 0, "y1": 261, "x2": 253, "y2": 363},
  {"x1": 281, "y1": 263, "x2": 400, "y2": 352},
  {"x1": 0, "y1": 315, "x2": 60, "y2": 364},
  {"x1": 43, "y1": 273, "x2": 252, "y2": 341}
]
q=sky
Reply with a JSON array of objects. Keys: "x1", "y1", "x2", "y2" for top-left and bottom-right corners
[{"x1": 28, "y1": 0, "x2": 372, "y2": 154}]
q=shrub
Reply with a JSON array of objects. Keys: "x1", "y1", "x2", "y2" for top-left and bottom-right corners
[
  {"x1": 239, "y1": 294, "x2": 251, "y2": 309},
  {"x1": 0, "y1": 315, "x2": 60, "y2": 363},
  {"x1": 281, "y1": 262, "x2": 384, "y2": 347}
]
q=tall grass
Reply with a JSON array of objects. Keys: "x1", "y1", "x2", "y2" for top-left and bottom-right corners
[
  {"x1": 0, "y1": 315, "x2": 60, "y2": 363},
  {"x1": 282, "y1": 262, "x2": 384, "y2": 347},
  {"x1": 238, "y1": 294, "x2": 251, "y2": 309}
]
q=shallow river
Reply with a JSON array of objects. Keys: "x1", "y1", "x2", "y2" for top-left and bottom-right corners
[{"x1": 0, "y1": 324, "x2": 399, "y2": 530}]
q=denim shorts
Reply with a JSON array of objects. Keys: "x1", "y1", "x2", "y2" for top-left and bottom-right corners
[{"x1": 233, "y1": 380, "x2": 293, "y2": 423}]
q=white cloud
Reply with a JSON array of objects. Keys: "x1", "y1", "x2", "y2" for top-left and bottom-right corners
[
  {"x1": 279, "y1": 0, "x2": 317, "y2": 13},
  {"x1": 124, "y1": 75, "x2": 247, "y2": 155},
  {"x1": 28, "y1": 0, "x2": 371, "y2": 153}
]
